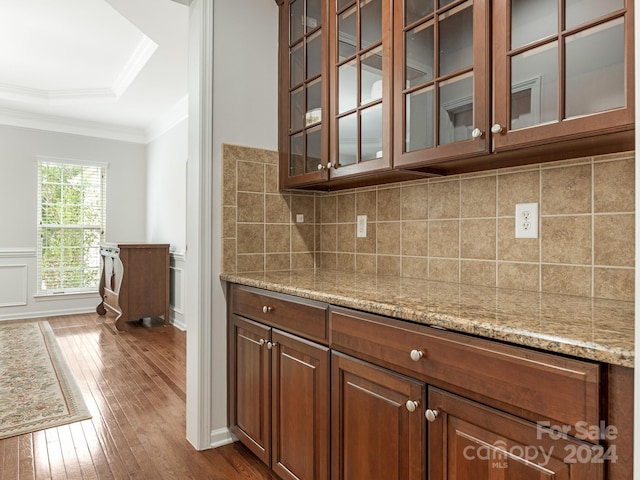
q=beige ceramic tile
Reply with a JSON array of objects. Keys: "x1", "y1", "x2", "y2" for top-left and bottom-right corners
[
  {"x1": 497, "y1": 170, "x2": 540, "y2": 217},
  {"x1": 401, "y1": 256, "x2": 429, "y2": 279},
  {"x1": 337, "y1": 193, "x2": 356, "y2": 223},
  {"x1": 356, "y1": 190, "x2": 377, "y2": 221},
  {"x1": 223, "y1": 206, "x2": 236, "y2": 239},
  {"x1": 541, "y1": 216, "x2": 591, "y2": 265},
  {"x1": 356, "y1": 222, "x2": 377, "y2": 254},
  {"x1": 401, "y1": 221, "x2": 428, "y2": 257},
  {"x1": 291, "y1": 225, "x2": 315, "y2": 252},
  {"x1": 318, "y1": 252, "x2": 337, "y2": 269},
  {"x1": 222, "y1": 144, "x2": 243, "y2": 163},
  {"x1": 377, "y1": 222, "x2": 401, "y2": 255},
  {"x1": 594, "y1": 267, "x2": 634, "y2": 302},
  {"x1": 291, "y1": 252, "x2": 315, "y2": 269},
  {"x1": 460, "y1": 176, "x2": 496, "y2": 218},
  {"x1": 594, "y1": 214, "x2": 634, "y2": 267},
  {"x1": 320, "y1": 195, "x2": 337, "y2": 223},
  {"x1": 222, "y1": 239, "x2": 236, "y2": 274},
  {"x1": 541, "y1": 164, "x2": 591, "y2": 215},
  {"x1": 237, "y1": 161, "x2": 265, "y2": 193},
  {"x1": 429, "y1": 180, "x2": 460, "y2": 219},
  {"x1": 541, "y1": 264, "x2": 591, "y2": 297},
  {"x1": 265, "y1": 253, "x2": 291, "y2": 271},
  {"x1": 265, "y1": 194, "x2": 290, "y2": 223},
  {"x1": 236, "y1": 254, "x2": 264, "y2": 273},
  {"x1": 337, "y1": 223, "x2": 356, "y2": 253},
  {"x1": 497, "y1": 262, "x2": 539, "y2": 291},
  {"x1": 428, "y1": 258, "x2": 459, "y2": 283},
  {"x1": 401, "y1": 183, "x2": 429, "y2": 220},
  {"x1": 460, "y1": 260, "x2": 496, "y2": 287},
  {"x1": 222, "y1": 158, "x2": 236, "y2": 206},
  {"x1": 336, "y1": 253, "x2": 356, "y2": 273},
  {"x1": 237, "y1": 192, "x2": 264, "y2": 223},
  {"x1": 265, "y1": 224, "x2": 291, "y2": 253},
  {"x1": 320, "y1": 224, "x2": 337, "y2": 252},
  {"x1": 460, "y1": 219, "x2": 496, "y2": 260},
  {"x1": 594, "y1": 158, "x2": 634, "y2": 213},
  {"x1": 356, "y1": 254, "x2": 377, "y2": 274},
  {"x1": 378, "y1": 256, "x2": 401, "y2": 276},
  {"x1": 429, "y1": 220, "x2": 459, "y2": 258},
  {"x1": 290, "y1": 194, "x2": 315, "y2": 224},
  {"x1": 236, "y1": 224, "x2": 264, "y2": 254},
  {"x1": 497, "y1": 218, "x2": 539, "y2": 262},
  {"x1": 377, "y1": 187, "x2": 401, "y2": 221},
  {"x1": 265, "y1": 164, "x2": 279, "y2": 194}
]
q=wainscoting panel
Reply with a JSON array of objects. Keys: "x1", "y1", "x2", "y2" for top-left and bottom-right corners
[
  {"x1": 170, "y1": 251, "x2": 186, "y2": 330},
  {"x1": 0, "y1": 264, "x2": 28, "y2": 307}
]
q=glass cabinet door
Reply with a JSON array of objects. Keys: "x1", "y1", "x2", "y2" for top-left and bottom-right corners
[
  {"x1": 281, "y1": 0, "x2": 329, "y2": 188},
  {"x1": 393, "y1": 0, "x2": 490, "y2": 168},
  {"x1": 329, "y1": 0, "x2": 393, "y2": 179},
  {"x1": 492, "y1": 0, "x2": 633, "y2": 151}
]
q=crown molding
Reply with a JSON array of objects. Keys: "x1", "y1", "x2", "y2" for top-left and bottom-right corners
[
  {"x1": 146, "y1": 95, "x2": 188, "y2": 142},
  {"x1": 0, "y1": 108, "x2": 147, "y2": 143},
  {"x1": 0, "y1": 36, "x2": 156, "y2": 106},
  {"x1": 113, "y1": 36, "x2": 158, "y2": 97}
]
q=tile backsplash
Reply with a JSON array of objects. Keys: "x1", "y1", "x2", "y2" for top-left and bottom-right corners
[{"x1": 222, "y1": 144, "x2": 635, "y2": 301}]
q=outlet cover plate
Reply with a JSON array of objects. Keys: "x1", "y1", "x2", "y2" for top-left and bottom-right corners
[{"x1": 515, "y1": 203, "x2": 538, "y2": 239}]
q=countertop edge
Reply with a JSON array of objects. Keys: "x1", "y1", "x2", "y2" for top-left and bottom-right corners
[{"x1": 220, "y1": 273, "x2": 634, "y2": 368}]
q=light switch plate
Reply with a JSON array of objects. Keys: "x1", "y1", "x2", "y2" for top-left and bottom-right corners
[{"x1": 357, "y1": 215, "x2": 367, "y2": 238}]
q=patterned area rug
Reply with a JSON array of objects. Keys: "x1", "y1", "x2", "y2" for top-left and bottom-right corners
[{"x1": 0, "y1": 321, "x2": 91, "y2": 439}]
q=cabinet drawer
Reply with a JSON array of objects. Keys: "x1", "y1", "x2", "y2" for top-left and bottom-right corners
[
  {"x1": 231, "y1": 285, "x2": 329, "y2": 344},
  {"x1": 330, "y1": 307, "x2": 600, "y2": 429}
]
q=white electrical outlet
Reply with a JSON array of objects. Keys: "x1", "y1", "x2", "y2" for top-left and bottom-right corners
[
  {"x1": 515, "y1": 203, "x2": 538, "y2": 239},
  {"x1": 296, "y1": 214, "x2": 304, "y2": 223},
  {"x1": 357, "y1": 215, "x2": 367, "y2": 238}
]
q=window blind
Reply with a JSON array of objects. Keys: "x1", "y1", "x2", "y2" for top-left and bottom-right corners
[{"x1": 36, "y1": 158, "x2": 107, "y2": 294}]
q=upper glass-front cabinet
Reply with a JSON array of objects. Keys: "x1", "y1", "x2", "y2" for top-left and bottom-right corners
[
  {"x1": 492, "y1": 0, "x2": 634, "y2": 151},
  {"x1": 329, "y1": 0, "x2": 393, "y2": 179},
  {"x1": 394, "y1": 0, "x2": 490, "y2": 168},
  {"x1": 280, "y1": 0, "x2": 330, "y2": 188}
]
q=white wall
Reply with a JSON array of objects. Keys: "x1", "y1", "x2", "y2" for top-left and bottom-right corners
[
  {"x1": 0, "y1": 124, "x2": 147, "y2": 321},
  {"x1": 147, "y1": 117, "x2": 188, "y2": 330},
  {"x1": 146, "y1": 118, "x2": 188, "y2": 252},
  {"x1": 207, "y1": 0, "x2": 279, "y2": 446}
]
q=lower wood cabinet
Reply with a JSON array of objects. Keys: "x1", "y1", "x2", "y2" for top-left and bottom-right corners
[
  {"x1": 427, "y1": 387, "x2": 603, "y2": 479},
  {"x1": 227, "y1": 284, "x2": 631, "y2": 479},
  {"x1": 229, "y1": 314, "x2": 330, "y2": 480},
  {"x1": 331, "y1": 352, "x2": 425, "y2": 480}
]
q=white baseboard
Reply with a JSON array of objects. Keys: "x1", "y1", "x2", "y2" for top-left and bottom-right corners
[
  {"x1": 0, "y1": 306, "x2": 95, "y2": 322},
  {"x1": 210, "y1": 427, "x2": 237, "y2": 449}
]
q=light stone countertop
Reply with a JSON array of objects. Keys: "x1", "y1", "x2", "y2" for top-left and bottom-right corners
[{"x1": 220, "y1": 269, "x2": 634, "y2": 368}]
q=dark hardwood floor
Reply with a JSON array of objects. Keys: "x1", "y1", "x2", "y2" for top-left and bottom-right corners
[{"x1": 0, "y1": 313, "x2": 279, "y2": 480}]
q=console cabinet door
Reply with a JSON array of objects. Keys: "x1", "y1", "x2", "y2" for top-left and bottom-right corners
[
  {"x1": 229, "y1": 315, "x2": 272, "y2": 465},
  {"x1": 427, "y1": 387, "x2": 604, "y2": 480},
  {"x1": 272, "y1": 329, "x2": 330, "y2": 480},
  {"x1": 331, "y1": 352, "x2": 425, "y2": 480}
]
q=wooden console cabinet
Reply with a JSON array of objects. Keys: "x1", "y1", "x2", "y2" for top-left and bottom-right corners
[{"x1": 97, "y1": 243, "x2": 170, "y2": 331}]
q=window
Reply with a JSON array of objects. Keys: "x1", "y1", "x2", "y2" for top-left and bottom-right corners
[{"x1": 37, "y1": 158, "x2": 107, "y2": 294}]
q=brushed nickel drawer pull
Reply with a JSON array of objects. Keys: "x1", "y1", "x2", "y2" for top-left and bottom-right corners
[{"x1": 262, "y1": 305, "x2": 273, "y2": 313}]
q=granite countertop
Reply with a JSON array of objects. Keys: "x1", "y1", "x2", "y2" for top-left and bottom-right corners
[{"x1": 220, "y1": 269, "x2": 634, "y2": 368}]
